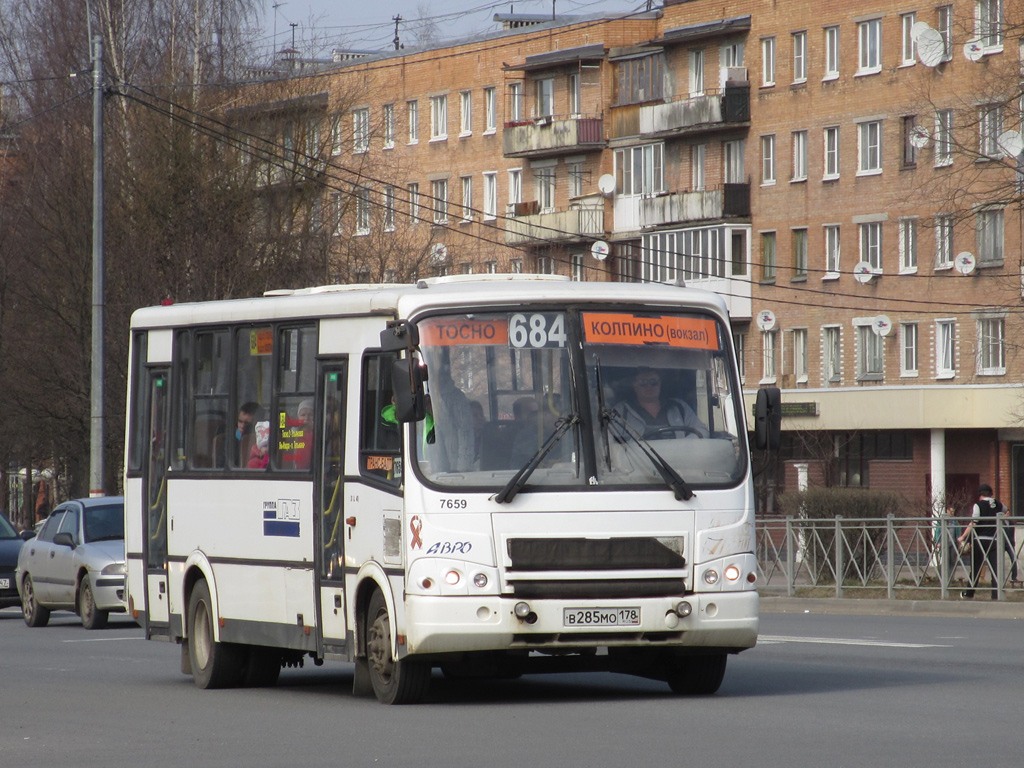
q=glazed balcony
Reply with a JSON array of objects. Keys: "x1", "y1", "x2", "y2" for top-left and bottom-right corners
[{"x1": 503, "y1": 115, "x2": 604, "y2": 159}]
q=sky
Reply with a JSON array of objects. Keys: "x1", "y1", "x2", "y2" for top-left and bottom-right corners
[{"x1": 254, "y1": 0, "x2": 650, "y2": 60}]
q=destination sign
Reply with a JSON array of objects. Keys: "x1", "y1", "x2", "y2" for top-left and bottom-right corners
[{"x1": 583, "y1": 312, "x2": 719, "y2": 351}]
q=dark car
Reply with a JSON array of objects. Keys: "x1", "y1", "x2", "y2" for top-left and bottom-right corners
[
  {"x1": 0, "y1": 511, "x2": 28, "y2": 609},
  {"x1": 17, "y1": 497, "x2": 126, "y2": 629}
]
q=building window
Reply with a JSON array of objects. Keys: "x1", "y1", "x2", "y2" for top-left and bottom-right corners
[
  {"x1": 689, "y1": 49, "x2": 705, "y2": 96},
  {"x1": 692, "y1": 143, "x2": 706, "y2": 190},
  {"x1": 932, "y1": 214, "x2": 955, "y2": 268},
  {"x1": 460, "y1": 91, "x2": 472, "y2": 136},
  {"x1": 484, "y1": 87, "x2": 497, "y2": 132},
  {"x1": 460, "y1": 176, "x2": 473, "y2": 221},
  {"x1": 899, "y1": 218, "x2": 917, "y2": 273},
  {"x1": 901, "y1": 322, "x2": 918, "y2": 376},
  {"x1": 510, "y1": 258, "x2": 523, "y2": 273},
  {"x1": 724, "y1": 139, "x2": 745, "y2": 183},
  {"x1": 733, "y1": 330, "x2": 747, "y2": 385},
  {"x1": 568, "y1": 74, "x2": 581, "y2": 116},
  {"x1": 824, "y1": 26, "x2": 840, "y2": 79},
  {"x1": 483, "y1": 172, "x2": 497, "y2": 220},
  {"x1": 901, "y1": 115, "x2": 918, "y2": 167},
  {"x1": 383, "y1": 186, "x2": 395, "y2": 232},
  {"x1": 901, "y1": 12, "x2": 917, "y2": 65},
  {"x1": 431, "y1": 179, "x2": 448, "y2": 223},
  {"x1": 615, "y1": 143, "x2": 664, "y2": 196},
  {"x1": 383, "y1": 103, "x2": 394, "y2": 148},
  {"x1": 824, "y1": 224, "x2": 841, "y2": 277},
  {"x1": 761, "y1": 231, "x2": 777, "y2": 282},
  {"x1": 858, "y1": 121, "x2": 882, "y2": 174},
  {"x1": 761, "y1": 135, "x2": 776, "y2": 185},
  {"x1": 355, "y1": 186, "x2": 371, "y2": 235},
  {"x1": 508, "y1": 169, "x2": 522, "y2": 205},
  {"x1": 571, "y1": 253, "x2": 584, "y2": 281},
  {"x1": 792, "y1": 130, "x2": 807, "y2": 181},
  {"x1": 937, "y1": 6, "x2": 954, "y2": 61},
  {"x1": 407, "y1": 100, "x2": 418, "y2": 144},
  {"x1": 979, "y1": 104, "x2": 1003, "y2": 158},
  {"x1": 823, "y1": 326, "x2": 841, "y2": 383},
  {"x1": 615, "y1": 53, "x2": 664, "y2": 105},
  {"x1": 330, "y1": 192, "x2": 343, "y2": 237},
  {"x1": 792, "y1": 32, "x2": 807, "y2": 83},
  {"x1": 430, "y1": 95, "x2": 447, "y2": 140},
  {"x1": 353, "y1": 108, "x2": 370, "y2": 153},
  {"x1": 858, "y1": 18, "x2": 882, "y2": 74},
  {"x1": 568, "y1": 161, "x2": 584, "y2": 198},
  {"x1": 935, "y1": 109, "x2": 953, "y2": 166},
  {"x1": 535, "y1": 166, "x2": 555, "y2": 213},
  {"x1": 408, "y1": 183, "x2": 420, "y2": 224},
  {"x1": 509, "y1": 82, "x2": 523, "y2": 122},
  {"x1": 977, "y1": 208, "x2": 1004, "y2": 264},
  {"x1": 330, "y1": 114, "x2": 343, "y2": 155},
  {"x1": 762, "y1": 330, "x2": 778, "y2": 382},
  {"x1": 536, "y1": 78, "x2": 554, "y2": 118},
  {"x1": 824, "y1": 126, "x2": 840, "y2": 179},
  {"x1": 793, "y1": 328, "x2": 808, "y2": 383},
  {"x1": 936, "y1": 319, "x2": 955, "y2": 378},
  {"x1": 978, "y1": 317, "x2": 1006, "y2": 375},
  {"x1": 761, "y1": 37, "x2": 776, "y2": 86},
  {"x1": 859, "y1": 221, "x2": 883, "y2": 271},
  {"x1": 484, "y1": 260, "x2": 498, "y2": 274},
  {"x1": 792, "y1": 228, "x2": 808, "y2": 279},
  {"x1": 976, "y1": 0, "x2": 1004, "y2": 50},
  {"x1": 856, "y1": 323, "x2": 884, "y2": 379}
]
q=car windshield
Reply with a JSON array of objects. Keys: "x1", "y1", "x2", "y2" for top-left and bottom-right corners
[
  {"x1": 82, "y1": 504, "x2": 125, "y2": 542},
  {"x1": 0, "y1": 515, "x2": 17, "y2": 539},
  {"x1": 412, "y1": 308, "x2": 745, "y2": 493}
]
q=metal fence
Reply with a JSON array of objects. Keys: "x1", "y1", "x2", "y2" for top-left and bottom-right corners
[{"x1": 756, "y1": 515, "x2": 1023, "y2": 600}]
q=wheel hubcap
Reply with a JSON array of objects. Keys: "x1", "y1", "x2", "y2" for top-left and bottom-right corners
[{"x1": 367, "y1": 609, "x2": 393, "y2": 682}]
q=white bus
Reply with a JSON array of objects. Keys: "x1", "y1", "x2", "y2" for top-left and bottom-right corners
[{"x1": 124, "y1": 275, "x2": 778, "y2": 703}]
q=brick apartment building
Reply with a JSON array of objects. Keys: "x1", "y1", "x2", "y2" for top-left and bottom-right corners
[{"x1": 247, "y1": 0, "x2": 1023, "y2": 513}]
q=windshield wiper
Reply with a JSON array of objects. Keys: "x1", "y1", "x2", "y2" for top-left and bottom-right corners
[
  {"x1": 599, "y1": 407, "x2": 695, "y2": 501},
  {"x1": 493, "y1": 413, "x2": 580, "y2": 504}
]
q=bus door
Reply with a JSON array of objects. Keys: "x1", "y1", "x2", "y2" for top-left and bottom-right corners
[
  {"x1": 143, "y1": 368, "x2": 171, "y2": 629},
  {"x1": 316, "y1": 360, "x2": 348, "y2": 651}
]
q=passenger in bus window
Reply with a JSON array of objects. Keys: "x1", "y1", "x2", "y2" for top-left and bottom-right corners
[
  {"x1": 614, "y1": 367, "x2": 708, "y2": 439},
  {"x1": 294, "y1": 400, "x2": 314, "y2": 469},
  {"x1": 233, "y1": 401, "x2": 259, "y2": 466},
  {"x1": 247, "y1": 422, "x2": 270, "y2": 469}
]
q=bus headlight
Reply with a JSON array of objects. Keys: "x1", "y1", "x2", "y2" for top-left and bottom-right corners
[
  {"x1": 473, "y1": 572, "x2": 488, "y2": 589},
  {"x1": 703, "y1": 569, "x2": 719, "y2": 585},
  {"x1": 444, "y1": 570, "x2": 462, "y2": 586},
  {"x1": 724, "y1": 565, "x2": 741, "y2": 582}
]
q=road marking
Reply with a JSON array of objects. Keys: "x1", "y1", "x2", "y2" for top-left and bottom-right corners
[
  {"x1": 61, "y1": 636, "x2": 145, "y2": 643},
  {"x1": 759, "y1": 634, "x2": 950, "y2": 649}
]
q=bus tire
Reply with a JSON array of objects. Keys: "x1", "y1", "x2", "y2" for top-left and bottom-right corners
[
  {"x1": 78, "y1": 577, "x2": 109, "y2": 630},
  {"x1": 241, "y1": 647, "x2": 282, "y2": 687},
  {"x1": 365, "y1": 590, "x2": 430, "y2": 704},
  {"x1": 666, "y1": 653, "x2": 727, "y2": 695},
  {"x1": 21, "y1": 574, "x2": 50, "y2": 628},
  {"x1": 187, "y1": 580, "x2": 243, "y2": 689}
]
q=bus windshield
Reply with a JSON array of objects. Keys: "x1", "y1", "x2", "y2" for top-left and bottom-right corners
[{"x1": 413, "y1": 308, "x2": 744, "y2": 492}]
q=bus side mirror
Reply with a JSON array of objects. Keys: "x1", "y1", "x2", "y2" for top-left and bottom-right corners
[
  {"x1": 391, "y1": 358, "x2": 427, "y2": 423},
  {"x1": 754, "y1": 387, "x2": 781, "y2": 451}
]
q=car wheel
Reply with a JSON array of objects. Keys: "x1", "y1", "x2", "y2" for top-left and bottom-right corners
[
  {"x1": 666, "y1": 653, "x2": 728, "y2": 695},
  {"x1": 365, "y1": 589, "x2": 430, "y2": 704},
  {"x1": 79, "y1": 577, "x2": 109, "y2": 630},
  {"x1": 187, "y1": 580, "x2": 243, "y2": 689},
  {"x1": 21, "y1": 574, "x2": 50, "y2": 628}
]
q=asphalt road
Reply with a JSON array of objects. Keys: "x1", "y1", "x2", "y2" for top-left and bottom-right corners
[{"x1": 1, "y1": 603, "x2": 1019, "y2": 768}]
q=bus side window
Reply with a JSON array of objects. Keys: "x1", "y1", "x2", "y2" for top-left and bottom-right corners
[
  {"x1": 360, "y1": 352, "x2": 401, "y2": 485},
  {"x1": 191, "y1": 330, "x2": 229, "y2": 469},
  {"x1": 273, "y1": 326, "x2": 316, "y2": 471}
]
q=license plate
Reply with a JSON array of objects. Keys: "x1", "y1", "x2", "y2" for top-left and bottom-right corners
[
  {"x1": 0, "y1": 578, "x2": 9, "y2": 590},
  {"x1": 563, "y1": 607, "x2": 641, "y2": 627}
]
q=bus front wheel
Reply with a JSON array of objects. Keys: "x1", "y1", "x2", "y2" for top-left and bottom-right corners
[
  {"x1": 666, "y1": 653, "x2": 728, "y2": 695},
  {"x1": 187, "y1": 580, "x2": 243, "y2": 689},
  {"x1": 365, "y1": 590, "x2": 430, "y2": 704}
]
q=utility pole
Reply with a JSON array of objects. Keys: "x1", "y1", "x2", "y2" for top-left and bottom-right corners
[
  {"x1": 89, "y1": 34, "x2": 105, "y2": 497},
  {"x1": 393, "y1": 15, "x2": 402, "y2": 51}
]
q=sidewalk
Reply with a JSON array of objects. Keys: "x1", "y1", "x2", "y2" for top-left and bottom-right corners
[{"x1": 760, "y1": 594, "x2": 1024, "y2": 620}]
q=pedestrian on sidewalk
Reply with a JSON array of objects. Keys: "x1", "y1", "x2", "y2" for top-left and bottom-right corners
[{"x1": 959, "y1": 484, "x2": 1006, "y2": 600}]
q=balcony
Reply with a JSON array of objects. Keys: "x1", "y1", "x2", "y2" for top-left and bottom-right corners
[
  {"x1": 611, "y1": 83, "x2": 749, "y2": 140},
  {"x1": 504, "y1": 200, "x2": 605, "y2": 246},
  {"x1": 503, "y1": 115, "x2": 604, "y2": 159},
  {"x1": 617, "y1": 183, "x2": 750, "y2": 232}
]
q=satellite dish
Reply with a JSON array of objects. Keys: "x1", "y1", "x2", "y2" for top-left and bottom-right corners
[
  {"x1": 963, "y1": 39, "x2": 984, "y2": 62},
  {"x1": 998, "y1": 130, "x2": 1024, "y2": 158},
  {"x1": 909, "y1": 21, "x2": 931, "y2": 41},
  {"x1": 872, "y1": 315, "x2": 893, "y2": 337},
  {"x1": 597, "y1": 174, "x2": 616, "y2": 196},
  {"x1": 853, "y1": 261, "x2": 876, "y2": 284},
  {"x1": 590, "y1": 240, "x2": 610, "y2": 261},
  {"x1": 916, "y1": 28, "x2": 945, "y2": 67},
  {"x1": 429, "y1": 243, "x2": 448, "y2": 264},
  {"x1": 755, "y1": 309, "x2": 776, "y2": 331},
  {"x1": 909, "y1": 126, "x2": 930, "y2": 149},
  {"x1": 954, "y1": 251, "x2": 977, "y2": 275}
]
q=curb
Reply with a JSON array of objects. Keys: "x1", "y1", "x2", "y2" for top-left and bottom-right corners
[{"x1": 760, "y1": 595, "x2": 1024, "y2": 620}]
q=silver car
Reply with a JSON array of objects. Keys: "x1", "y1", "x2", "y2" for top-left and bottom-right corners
[{"x1": 17, "y1": 497, "x2": 126, "y2": 629}]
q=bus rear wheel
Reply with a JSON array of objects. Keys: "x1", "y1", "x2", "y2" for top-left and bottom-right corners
[
  {"x1": 188, "y1": 580, "x2": 243, "y2": 689},
  {"x1": 666, "y1": 653, "x2": 728, "y2": 695},
  {"x1": 365, "y1": 590, "x2": 430, "y2": 704}
]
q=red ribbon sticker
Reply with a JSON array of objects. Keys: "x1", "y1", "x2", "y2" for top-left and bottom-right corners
[{"x1": 410, "y1": 515, "x2": 423, "y2": 549}]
